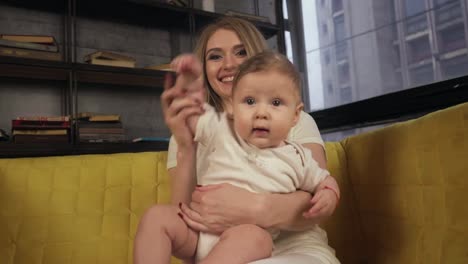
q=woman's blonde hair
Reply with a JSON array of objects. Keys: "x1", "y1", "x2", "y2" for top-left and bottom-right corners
[{"x1": 194, "y1": 16, "x2": 268, "y2": 111}]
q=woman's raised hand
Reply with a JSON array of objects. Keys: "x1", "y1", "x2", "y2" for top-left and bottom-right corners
[{"x1": 161, "y1": 54, "x2": 205, "y2": 149}]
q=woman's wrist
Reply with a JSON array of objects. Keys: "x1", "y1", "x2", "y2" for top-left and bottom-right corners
[{"x1": 252, "y1": 192, "x2": 276, "y2": 229}]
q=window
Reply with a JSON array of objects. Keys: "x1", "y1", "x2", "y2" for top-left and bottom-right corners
[
  {"x1": 334, "y1": 15, "x2": 345, "y2": 41},
  {"x1": 441, "y1": 55, "x2": 468, "y2": 79},
  {"x1": 340, "y1": 86, "x2": 352, "y2": 104},
  {"x1": 404, "y1": 0, "x2": 427, "y2": 35},
  {"x1": 324, "y1": 50, "x2": 330, "y2": 64},
  {"x1": 298, "y1": 0, "x2": 468, "y2": 129},
  {"x1": 436, "y1": 0, "x2": 462, "y2": 24},
  {"x1": 327, "y1": 81, "x2": 334, "y2": 94},
  {"x1": 407, "y1": 36, "x2": 431, "y2": 63},
  {"x1": 335, "y1": 42, "x2": 348, "y2": 62},
  {"x1": 332, "y1": 0, "x2": 343, "y2": 13},
  {"x1": 410, "y1": 64, "x2": 434, "y2": 86},
  {"x1": 322, "y1": 23, "x2": 328, "y2": 35},
  {"x1": 337, "y1": 63, "x2": 350, "y2": 85},
  {"x1": 439, "y1": 25, "x2": 466, "y2": 53},
  {"x1": 404, "y1": 0, "x2": 425, "y2": 17},
  {"x1": 393, "y1": 45, "x2": 401, "y2": 68}
]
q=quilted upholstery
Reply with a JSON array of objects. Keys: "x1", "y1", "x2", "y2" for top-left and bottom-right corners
[
  {"x1": 339, "y1": 102, "x2": 468, "y2": 263},
  {"x1": 0, "y1": 102, "x2": 467, "y2": 264},
  {"x1": 0, "y1": 152, "x2": 173, "y2": 264}
]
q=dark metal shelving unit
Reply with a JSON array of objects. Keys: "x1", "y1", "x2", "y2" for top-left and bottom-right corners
[{"x1": 0, "y1": 0, "x2": 285, "y2": 158}]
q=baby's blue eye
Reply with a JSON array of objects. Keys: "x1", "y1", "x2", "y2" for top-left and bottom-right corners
[
  {"x1": 272, "y1": 99, "x2": 281, "y2": 106},
  {"x1": 245, "y1": 98, "x2": 255, "y2": 105}
]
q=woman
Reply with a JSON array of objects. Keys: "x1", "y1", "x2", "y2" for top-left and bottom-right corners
[{"x1": 135, "y1": 17, "x2": 339, "y2": 264}]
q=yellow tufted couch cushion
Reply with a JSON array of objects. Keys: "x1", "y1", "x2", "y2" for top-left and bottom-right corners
[
  {"x1": 0, "y1": 152, "x2": 172, "y2": 264},
  {"x1": 338, "y1": 102, "x2": 468, "y2": 263},
  {"x1": 0, "y1": 102, "x2": 467, "y2": 264}
]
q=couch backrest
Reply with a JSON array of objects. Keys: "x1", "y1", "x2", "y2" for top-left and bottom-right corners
[
  {"x1": 323, "y1": 142, "x2": 367, "y2": 264},
  {"x1": 0, "y1": 152, "x2": 171, "y2": 264},
  {"x1": 342, "y1": 102, "x2": 468, "y2": 263}
]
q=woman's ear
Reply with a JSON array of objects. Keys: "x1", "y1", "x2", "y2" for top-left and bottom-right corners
[{"x1": 293, "y1": 102, "x2": 304, "y2": 125}]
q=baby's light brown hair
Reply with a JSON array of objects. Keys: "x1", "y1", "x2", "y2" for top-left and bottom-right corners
[{"x1": 233, "y1": 51, "x2": 302, "y2": 101}]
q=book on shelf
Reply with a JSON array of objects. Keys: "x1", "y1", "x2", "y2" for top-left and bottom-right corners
[
  {"x1": 86, "y1": 57, "x2": 136, "y2": 68},
  {"x1": 12, "y1": 120, "x2": 71, "y2": 129},
  {"x1": 132, "y1": 137, "x2": 170, "y2": 142},
  {"x1": 15, "y1": 115, "x2": 70, "y2": 122},
  {"x1": 13, "y1": 129, "x2": 68, "y2": 135},
  {"x1": 0, "y1": 46, "x2": 62, "y2": 61},
  {"x1": 14, "y1": 134, "x2": 69, "y2": 143},
  {"x1": 76, "y1": 112, "x2": 121, "y2": 122},
  {"x1": 79, "y1": 133, "x2": 126, "y2": 143},
  {"x1": 84, "y1": 50, "x2": 136, "y2": 63},
  {"x1": 144, "y1": 63, "x2": 173, "y2": 71},
  {"x1": 0, "y1": 34, "x2": 55, "y2": 44},
  {"x1": 77, "y1": 120, "x2": 123, "y2": 128},
  {"x1": 0, "y1": 38, "x2": 58, "y2": 52},
  {"x1": 225, "y1": 10, "x2": 270, "y2": 23},
  {"x1": 79, "y1": 127, "x2": 124, "y2": 134}
]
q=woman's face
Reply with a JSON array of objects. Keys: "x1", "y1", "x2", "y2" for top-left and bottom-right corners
[{"x1": 205, "y1": 29, "x2": 248, "y2": 103}]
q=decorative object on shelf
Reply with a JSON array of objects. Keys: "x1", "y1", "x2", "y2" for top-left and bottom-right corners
[
  {"x1": 202, "y1": 0, "x2": 215, "y2": 12},
  {"x1": 167, "y1": 0, "x2": 188, "y2": 7},
  {"x1": 225, "y1": 10, "x2": 270, "y2": 23},
  {"x1": 0, "y1": 129, "x2": 9, "y2": 142},
  {"x1": 132, "y1": 137, "x2": 170, "y2": 142},
  {"x1": 84, "y1": 50, "x2": 136, "y2": 68}
]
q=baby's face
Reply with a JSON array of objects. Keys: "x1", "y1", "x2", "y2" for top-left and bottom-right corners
[{"x1": 232, "y1": 70, "x2": 302, "y2": 149}]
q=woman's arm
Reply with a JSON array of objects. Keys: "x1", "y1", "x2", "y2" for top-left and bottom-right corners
[
  {"x1": 161, "y1": 54, "x2": 205, "y2": 205},
  {"x1": 169, "y1": 148, "x2": 197, "y2": 205},
  {"x1": 180, "y1": 143, "x2": 334, "y2": 233}
]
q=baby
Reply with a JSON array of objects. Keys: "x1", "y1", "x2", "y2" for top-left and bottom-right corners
[{"x1": 156, "y1": 51, "x2": 340, "y2": 264}]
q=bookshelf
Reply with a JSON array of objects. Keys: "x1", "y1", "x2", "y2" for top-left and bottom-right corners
[{"x1": 0, "y1": 0, "x2": 286, "y2": 158}]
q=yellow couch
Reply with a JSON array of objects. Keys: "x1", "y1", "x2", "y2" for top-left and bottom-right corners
[{"x1": 1, "y1": 102, "x2": 467, "y2": 264}]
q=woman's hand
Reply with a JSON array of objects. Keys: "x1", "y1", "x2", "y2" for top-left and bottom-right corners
[
  {"x1": 178, "y1": 183, "x2": 262, "y2": 234},
  {"x1": 160, "y1": 54, "x2": 205, "y2": 150}
]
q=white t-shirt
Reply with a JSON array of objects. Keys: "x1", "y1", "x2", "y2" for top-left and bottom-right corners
[{"x1": 167, "y1": 107, "x2": 339, "y2": 263}]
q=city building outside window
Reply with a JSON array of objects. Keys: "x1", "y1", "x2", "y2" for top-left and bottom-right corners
[{"x1": 297, "y1": 0, "x2": 468, "y2": 138}]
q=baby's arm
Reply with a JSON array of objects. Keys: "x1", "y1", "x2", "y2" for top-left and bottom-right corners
[
  {"x1": 298, "y1": 148, "x2": 340, "y2": 220},
  {"x1": 171, "y1": 54, "x2": 206, "y2": 137},
  {"x1": 302, "y1": 174, "x2": 340, "y2": 220}
]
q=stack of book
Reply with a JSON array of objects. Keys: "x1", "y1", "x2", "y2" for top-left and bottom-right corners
[
  {"x1": 0, "y1": 34, "x2": 61, "y2": 61},
  {"x1": 84, "y1": 51, "x2": 136, "y2": 68},
  {"x1": 77, "y1": 112, "x2": 125, "y2": 143},
  {"x1": 11, "y1": 116, "x2": 70, "y2": 143}
]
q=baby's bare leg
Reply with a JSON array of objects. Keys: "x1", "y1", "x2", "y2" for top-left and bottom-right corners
[
  {"x1": 134, "y1": 204, "x2": 198, "y2": 264},
  {"x1": 200, "y1": 224, "x2": 273, "y2": 264}
]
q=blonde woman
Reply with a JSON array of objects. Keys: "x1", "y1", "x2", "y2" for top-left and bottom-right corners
[{"x1": 135, "y1": 17, "x2": 339, "y2": 264}]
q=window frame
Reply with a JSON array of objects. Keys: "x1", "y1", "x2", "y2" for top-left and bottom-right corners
[{"x1": 285, "y1": 0, "x2": 468, "y2": 134}]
